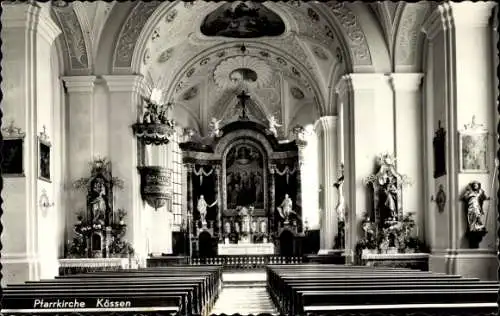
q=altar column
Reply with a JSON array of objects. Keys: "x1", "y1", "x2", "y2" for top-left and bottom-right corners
[
  {"x1": 316, "y1": 116, "x2": 339, "y2": 254},
  {"x1": 215, "y1": 165, "x2": 222, "y2": 241},
  {"x1": 103, "y1": 75, "x2": 146, "y2": 266},
  {"x1": 269, "y1": 164, "x2": 276, "y2": 234}
]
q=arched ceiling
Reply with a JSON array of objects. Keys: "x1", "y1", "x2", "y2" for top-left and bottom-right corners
[{"x1": 51, "y1": 1, "x2": 432, "y2": 134}]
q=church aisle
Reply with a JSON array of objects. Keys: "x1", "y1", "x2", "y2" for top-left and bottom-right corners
[
  {"x1": 210, "y1": 272, "x2": 278, "y2": 315},
  {"x1": 210, "y1": 287, "x2": 278, "y2": 315}
]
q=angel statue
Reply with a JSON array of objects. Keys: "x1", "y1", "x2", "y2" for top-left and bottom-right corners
[
  {"x1": 208, "y1": 117, "x2": 223, "y2": 138},
  {"x1": 277, "y1": 194, "x2": 296, "y2": 223},
  {"x1": 197, "y1": 195, "x2": 217, "y2": 226},
  {"x1": 267, "y1": 115, "x2": 282, "y2": 138},
  {"x1": 462, "y1": 181, "x2": 490, "y2": 232}
]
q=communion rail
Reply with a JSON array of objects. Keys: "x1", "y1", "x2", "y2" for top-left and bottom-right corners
[{"x1": 190, "y1": 256, "x2": 303, "y2": 270}]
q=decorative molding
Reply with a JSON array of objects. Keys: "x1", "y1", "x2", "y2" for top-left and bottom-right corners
[
  {"x1": 62, "y1": 75, "x2": 97, "y2": 93},
  {"x1": 341, "y1": 73, "x2": 389, "y2": 91},
  {"x1": 39, "y1": 188, "x2": 54, "y2": 216},
  {"x1": 113, "y1": 1, "x2": 161, "y2": 68},
  {"x1": 395, "y1": 3, "x2": 430, "y2": 66},
  {"x1": 421, "y1": 4, "x2": 450, "y2": 41},
  {"x1": 52, "y1": 6, "x2": 89, "y2": 70},
  {"x1": 1, "y1": 120, "x2": 26, "y2": 139},
  {"x1": 325, "y1": 2, "x2": 372, "y2": 66},
  {"x1": 102, "y1": 75, "x2": 145, "y2": 93},
  {"x1": 389, "y1": 73, "x2": 424, "y2": 91}
]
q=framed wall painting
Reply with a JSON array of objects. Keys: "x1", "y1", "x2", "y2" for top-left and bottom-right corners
[
  {"x1": 459, "y1": 116, "x2": 488, "y2": 173},
  {"x1": 1, "y1": 121, "x2": 25, "y2": 177},
  {"x1": 38, "y1": 126, "x2": 52, "y2": 182},
  {"x1": 433, "y1": 120, "x2": 446, "y2": 179}
]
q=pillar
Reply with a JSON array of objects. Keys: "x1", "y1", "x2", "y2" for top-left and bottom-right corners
[
  {"x1": 1, "y1": 2, "x2": 62, "y2": 284},
  {"x1": 296, "y1": 139, "x2": 306, "y2": 229},
  {"x1": 102, "y1": 75, "x2": 147, "y2": 265},
  {"x1": 422, "y1": 1, "x2": 498, "y2": 280},
  {"x1": 316, "y1": 116, "x2": 339, "y2": 254},
  {"x1": 62, "y1": 76, "x2": 97, "y2": 222},
  {"x1": 335, "y1": 73, "x2": 394, "y2": 262},
  {"x1": 389, "y1": 73, "x2": 424, "y2": 239}
]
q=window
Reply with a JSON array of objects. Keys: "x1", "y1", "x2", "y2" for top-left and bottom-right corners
[{"x1": 169, "y1": 127, "x2": 183, "y2": 231}]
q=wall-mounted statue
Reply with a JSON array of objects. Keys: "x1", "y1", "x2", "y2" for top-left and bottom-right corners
[
  {"x1": 277, "y1": 193, "x2": 296, "y2": 224},
  {"x1": 267, "y1": 115, "x2": 282, "y2": 138},
  {"x1": 197, "y1": 195, "x2": 218, "y2": 226},
  {"x1": 462, "y1": 181, "x2": 490, "y2": 232},
  {"x1": 208, "y1": 117, "x2": 223, "y2": 138}
]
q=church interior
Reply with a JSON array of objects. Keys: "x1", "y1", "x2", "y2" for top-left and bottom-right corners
[{"x1": 1, "y1": 1, "x2": 499, "y2": 315}]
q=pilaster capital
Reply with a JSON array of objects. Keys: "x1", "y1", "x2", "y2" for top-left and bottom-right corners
[
  {"x1": 389, "y1": 73, "x2": 424, "y2": 92},
  {"x1": 449, "y1": 1, "x2": 497, "y2": 28},
  {"x1": 62, "y1": 76, "x2": 97, "y2": 93},
  {"x1": 103, "y1": 75, "x2": 145, "y2": 94},
  {"x1": 341, "y1": 73, "x2": 389, "y2": 92},
  {"x1": 316, "y1": 116, "x2": 338, "y2": 133}
]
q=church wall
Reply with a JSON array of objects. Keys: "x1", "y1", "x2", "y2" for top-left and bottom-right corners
[
  {"x1": 1, "y1": 3, "x2": 63, "y2": 284},
  {"x1": 1, "y1": 28, "x2": 30, "y2": 274}
]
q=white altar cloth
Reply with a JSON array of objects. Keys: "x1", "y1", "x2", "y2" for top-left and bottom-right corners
[{"x1": 218, "y1": 243, "x2": 275, "y2": 256}]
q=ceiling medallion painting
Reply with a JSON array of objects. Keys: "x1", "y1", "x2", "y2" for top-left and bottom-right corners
[
  {"x1": 158, "y1": 47, "x2": 174, "y2": 63},
  {"x1": 213, "y1": 55, "x2": 273, "y2": 91},
  {"x1": 313, "y1": 46, "x2": 328, "y2": 60},
  {"x1": 290, "y1": 87, "x2": 305, "y2": 100},
  {"x1": 182, "y1": 86, "x2": 199, "y2": 101},
  {"x1": 200, "y1": 2, "x2": 286, "y2": 38}
]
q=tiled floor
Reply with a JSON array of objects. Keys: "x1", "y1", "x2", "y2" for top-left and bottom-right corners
[{"x1": 210, "y1": 271, "x2": 278, "y2": 315}]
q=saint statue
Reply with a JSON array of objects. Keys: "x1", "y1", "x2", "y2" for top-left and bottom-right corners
[
  {"x1": 383, "y1": 179, "x2": 399, "y2": 221},
  {"x1": 197, "y1": 195, "x2": 217, "y2": 225},
  {"x1": 462, "y1": 181, "x2": 490, "y2": 232},
  {"x1": 208, "y1": 117, "x2": 223, "y2": 138},
  {"x1": 90, "y1": 179, "x2": 107, "y2": 224},
  {"x1": 334, "y1": 167, "x2": 346, "y2": 223},
  {"x1": 267, "y1": 115, "x2": 282, "y2": 138},
  {"x1": 277, "y1": 194, "x2": 295, "y2": 222}
]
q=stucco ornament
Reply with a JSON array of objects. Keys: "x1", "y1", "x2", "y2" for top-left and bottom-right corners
[
  {"x1": 325, "y1": 2, "x2": 372, "y2": 65},
  {"x1": 53, "y1": 7, "x2": 89, "y2": 69},
  {"x1": 114, "y1": 1, "x2": 161, "y2": 68},
  {"x1": 213, "y1": 56, "x2": 273, "y2": 91},
  {"x1": 395, "y1": 3, "x2": 430, "y2": 66}
]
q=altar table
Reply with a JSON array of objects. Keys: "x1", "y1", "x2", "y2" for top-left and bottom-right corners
[{"x1": 217, "y1": 243, "x2": 275, "y2": 255}]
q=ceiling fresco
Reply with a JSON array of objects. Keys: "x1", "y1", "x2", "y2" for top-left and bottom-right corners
[{"x1": 200, "y1": 2, "x2": 286, "y2": 38}]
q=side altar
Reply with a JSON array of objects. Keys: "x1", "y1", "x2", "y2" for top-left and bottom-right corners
[{"x1": 179, "y1": 91, "x2": 305, "y2": 258}]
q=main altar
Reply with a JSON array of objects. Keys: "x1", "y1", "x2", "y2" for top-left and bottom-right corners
[{"x1": 179, "y1": 91, "x2": 305, "y2": 258}]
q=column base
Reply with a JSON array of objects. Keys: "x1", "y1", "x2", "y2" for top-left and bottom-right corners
[{"x1": 430, "y1": 248, "x2": 497, "y2": 281}]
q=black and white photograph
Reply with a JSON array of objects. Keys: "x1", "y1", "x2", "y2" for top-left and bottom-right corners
[{"x1": 1, "y1": 1, "x2": 499, "y2": 316}]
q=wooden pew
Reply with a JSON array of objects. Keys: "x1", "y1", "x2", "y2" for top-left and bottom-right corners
[
  {"x1": 2, "y1": 265, "x2": 223, "y2": 316},
  {"x1": 266, "y1": 265, "x2": 499, "y2": 316}
]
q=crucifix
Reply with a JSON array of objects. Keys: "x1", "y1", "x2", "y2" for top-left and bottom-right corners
[{"x1": 237, "y1": 90, "x2": 250, "y2": 120}]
